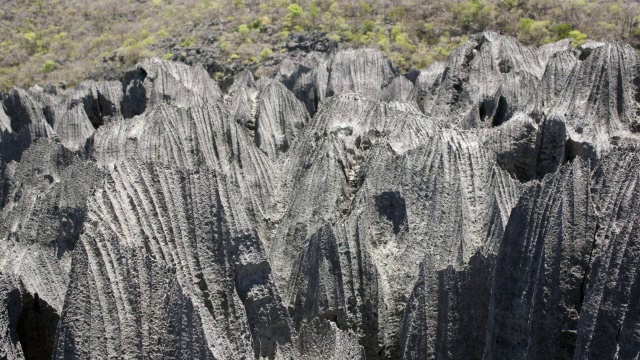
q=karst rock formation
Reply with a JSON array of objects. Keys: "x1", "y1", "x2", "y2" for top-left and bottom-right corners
[{"x1": 1, "y1": 32, "x2": 639, "y2": 359}]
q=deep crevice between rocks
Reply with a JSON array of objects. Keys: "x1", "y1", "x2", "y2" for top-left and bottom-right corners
[
  {"x1": 491, "y1": 95, "x2": 511, "y2": 127},
  {"x1": 121, "y1": 67, "x2": 147, "y2": 119},
  {"x1": 85, "y1": 91, "x2": 117, "y2": 130},
  {"x1": 632, "y1": 68, "x2": 640, "y2": 132},
  {"x1": 479, "y1": 98, "x2": 494, "y2": 122},
  {"x1": 16, "y1": 291, "x2": 59, "y2": 360},
  {"x1": 375, "y1": 191, "x2": 407, "y2": 234},
  {"x1": 579, "y1": 219, "x2": 600, "y2": 312}
]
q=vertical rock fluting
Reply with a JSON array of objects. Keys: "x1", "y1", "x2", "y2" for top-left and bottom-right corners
[
  {"x1": 0, "y1": 142, "x2": 102, "y2": 313},
  {"x1": 484, "y1": 159, "x2": 595, "y2": 359},
  {"x1": 485, "y1": 152, "x2": 640, "y2": 360},
  {"x1": 399, "y1": 251, "x2": 495, "y2": 360},
  {"x1": 355, "y1": 131, "x2": 522, "y2": 358},
  {"x1": 274, "y1": 58, "x2": 319, "y2": 115},
  {"x1": 254, "y1": 80, "x2": 309, "y2": 158},
  {"x1": 411, "y1": 32, "x2": 544, "y2": 129},
  {"x1": 53, "y1": 162, "x2": 291, "y2": 359},
  {"x1": 541, "y1": 42, "x2": 640, "y2": 172},
  {"x1": 573, "y1": 152, "x2": 640, "y2": 359},
  {"x1": 325, "y1": 49, "x2": 396, "y2": 100},
  {"x1": 52, "y1": 104, "x2": 94, "y2": 151},
  {"x1": 0, "y1": 31, "x2": 639, "y2": 359}
]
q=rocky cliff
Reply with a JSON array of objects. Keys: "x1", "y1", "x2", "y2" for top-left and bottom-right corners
[{"x1": 0, "y1": 32, "x2": 639, "y2": 359}]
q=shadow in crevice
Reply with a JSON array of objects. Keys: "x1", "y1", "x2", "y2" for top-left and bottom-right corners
[
  {"x1": 399, "y1": 250, "x2": 495, "y2": 360},
  {"x1": 492, "y1": 95, "x2": 511, "y2": 127},
  {"x1": 16, "y1": 291, "x2": 59, "y2": 360},
  {"x1": 121, "y1": 67, "x2": 147, "y2": 119},
  {"x1": 375, "y1": 191, "x2": 407, "y2": 234}
]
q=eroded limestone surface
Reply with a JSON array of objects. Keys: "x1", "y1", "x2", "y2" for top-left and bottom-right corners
[{"x1": 0, "y1": 32, "x2": 639, "y2": 359}]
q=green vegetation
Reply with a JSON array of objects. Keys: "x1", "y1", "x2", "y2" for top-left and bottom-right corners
[
  {"x1": 0, "y1": 0, "x2": 639, "y2": 91},
  {"x1": 569, "y1": 30, "x2": 588, "y2": 47},
  {"x1": 260, "y1": 47, "x2": 274, "y2": 60},
  {"x1": 41, "y1": 60, "x2": 57, "y2": 73},
  {"x1": 179, "y1": 36, "x2": 197, "y2": 47}
]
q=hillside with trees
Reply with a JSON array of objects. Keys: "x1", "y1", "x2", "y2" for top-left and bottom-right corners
[{"x1": 1, "y1": 0, "x2": 639, "y2": 90}]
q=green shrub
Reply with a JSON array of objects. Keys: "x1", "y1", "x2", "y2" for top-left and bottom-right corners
[
  {"x1": 499, "y1": 0, "x2": 517, "y2": 9},
  {"x1": 277, "y1": 29, "x2": 291, "y2": 40},
  {"x1": 598, "y1": 22, "x2": 616, "y2": 31},
  {"x1": 389, "y1": 51, "x2": 409, "y2": 71},
  {"x1": 569, "y1": 30, "x2": 587, "y2": 47},
  {"x1": 326, "y1": 33, "x2": 341, "y2": 42},
  {"x1": 53, "y1": 32, "x2": 67, "y2": 41},
  {"x1": 121, "y1": 38, "x2": 137, "y2": 48},
  {"x1": 417, "y1": 23, "x2": 439, "y2": 45},
  {"x1": 518, "y1": 18, "x2": 552, "y2": 44},
  {"x1": 362, "y1": 20, "x2": 375, "y2": 33},
  {"x1": 287, "y1": 4, "x2": 303, "y2": 18},
  {"x1": 233, "y1": 0, "x2": 244, "y2": 9},
  {"x1": 394, "y1": 32, "x2": 416, "y2": 52},
  {"x1": 410, "y1": 43, "x2": 435, "y2": 69},
  {"x1": 258, "y1": 3, "x2": 270, "y2": 13},
  {"x1": 360, "y1": 1, "x2": 373, "y2": 16},
  {"x1": 249, "y1": 19, "x2": 264, "y2": 31},
  {"x1": 377, "y1": 34, "x2": 390, "y2": 52},
  {"x1": 352, "y1": 33, "x2": 372, "y2": 46},
  {"x1": 285, "y1": 3, "x2": 305, "y2": 28},
  {"x1": 328, "y1": 2, "x2": 341, "y2": 16},
  {"x1": 156, "y1": 29, "x2": 170, "y2": 38},
  {"x1": 340, "y1": 30, "x2": 354, "y2": 41},
  {"x1": 119, "y1": 44, "x2": 155, "y2": 65},
  {"x1": 389, "y1": 6, "x2": 407, "y2": 20},
  {"x1": 140, "y1": 35, "x2": 156, "y2": 47},
  {"x1": 23, "y1": 32, "x2": 37, "y2": 42},
  {"x1": 238, "y1": 25, "x2": 248, "y2": 35},
  {"x1": 0, "y1": 68, "x2": 16, "y2": 92},
  {"x1": 391, "y1": 24, "x2": 403, "y2": 38},
  {"x1": 42, "y1": 60, "x2": 57, "y2": 73},
  {"x1": 260, "y1": 48, "x2": 273, "y2": 60},
  {"x1": 308, "y1": 4, "x2": 321, "y2": 26},
  {"x1": 179, "y1": 36, "x2": 196, "y2": 47},
  {"x1": 163, "y1": 53, "x2": 174, "y2": 60},
  {"x1": 220, "y1": 38, "x2": 230, "y2": 52},
  {"x1": 519, "y1": 18, "x2": 535, "y2": 31},
  {"x1": 452, "y1": 0, "x2": 484, "y2": 29},
  {"x1": 553, "y1": 23, "x2": 574, "y2": 39}
]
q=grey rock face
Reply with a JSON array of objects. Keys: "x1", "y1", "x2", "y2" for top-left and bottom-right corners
[
  {"x1": 0, "y1": 142, "x2": 102, "y2": 312},
  {"x1": 485, "y1": 152, "x2": 640, "y2": 360},
  {"x1": 326, "y1": 49, "x2": 397, "y2": 99},
  {"x1": 1, "y1": 31, "x2": 639, "y2": 359},
  {"x1": 574, "y1": 152, "x2": 640, "y2": 359},
  {"x1": 545, "y1": 43, "x2": 639, "y2": 161},
  {"x1": 0, "y1": 274, "x2": 23, "y2": 360},
  {"x1": 254, "y1": 80, "x2": 309, "y2": 158},
  {"x1": 412, "y1": 33, "x2": 544, "y2": 130},
  {"x1": 484, "y1": 159, "x2": 595, "y2": 359},
  {"x1": 53, "y1": 162, "x2": 288, "y2": 359},
  {"x1": 381, "y1": 76, "x2": 414, "y2": 102},
  {"x1": 275, "y1": 58, "x2": 318, "y2": 115}
]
